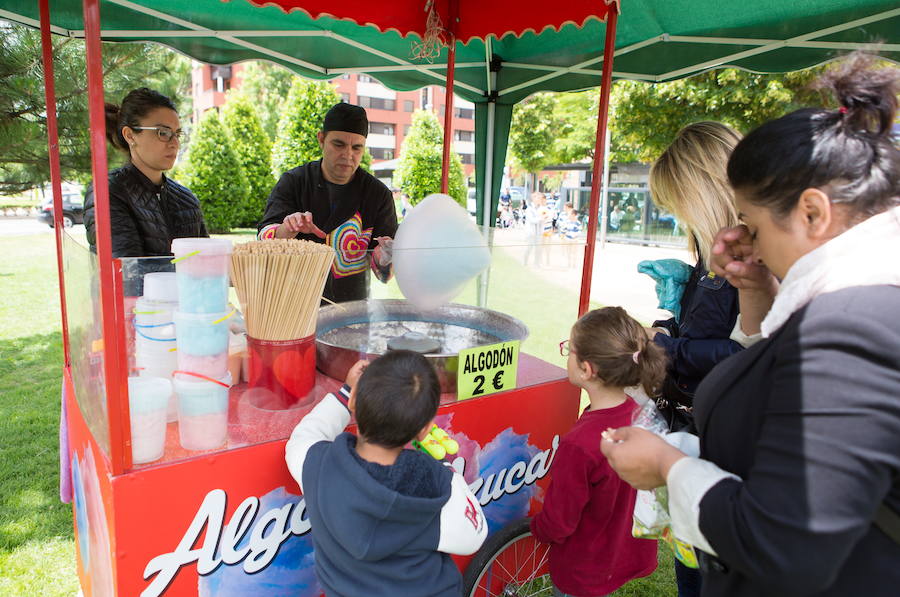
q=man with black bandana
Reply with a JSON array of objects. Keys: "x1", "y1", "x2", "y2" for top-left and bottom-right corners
[{"x1": 258, "y1": 103, "x2": 398, "y2": 303}]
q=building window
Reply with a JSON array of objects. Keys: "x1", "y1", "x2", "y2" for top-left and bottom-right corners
[
  {"x1": 358, "y1": 96, "x2": 396, "y2": 111},
  {"x1": 340, "y1": 73, "x2": 351, "y2": 79},
  {"x1": 340, "y1": 93, "x2": 351, "y2": 103},
  {"x1": 358, "y1": 74, "x2": 374, "y2": 83},
  {"x1": 369, "y1": 122, "x2": 395, "y2": 136},
  {"x1": 420, "y1": 88, "x2": 429, "y2": 108},
  {"x1": 439, "y1": 105, "x2": 446, "y2": 118},
  {"x1": 369, "y1": 147, "x2": 394, "y2": 160},
  {"x1": 403, "y1": 124, "x2": 411, "y2": 136},
  {"x1": 403, "y1": 99, "x2": 415, "y2": 112},
  {"x1": 460, "y1": 153, "x2": 474, "y2": 164},
  {"x1": 454, "y1": 107, "x2": 475, "y2": 119},
  {"x1": 454, "y1": 130, "x2": 473, "y2": 142}
]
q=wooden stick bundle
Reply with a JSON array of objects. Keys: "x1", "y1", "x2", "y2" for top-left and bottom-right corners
[{"x1": 231, "y1": 239, "x2": 335, "y2": 341}]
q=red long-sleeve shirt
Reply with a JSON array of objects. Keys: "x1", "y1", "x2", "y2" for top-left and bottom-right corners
[{"x1": 531, "y1": 399, "x2": 657, "y2": 596}]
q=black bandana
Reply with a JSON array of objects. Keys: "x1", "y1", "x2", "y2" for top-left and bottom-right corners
[{"x1": 322, "y1": 103, "x2": 368, "y2": 138}]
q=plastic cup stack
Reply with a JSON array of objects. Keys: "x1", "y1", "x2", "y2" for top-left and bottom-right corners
[
  {"x1": 134, "y1": 272, "x2": 179, "y2": 421},
  {"x1": 128, "y1": 376, "x2": 172, "y2": 464},
  {"x1": 171, "y1": 238, "x2": 233, "y2": 314},
  {"x1": 174, "y1": 311, "x2": 231, "y2": 378},
  {"x1": 173, "y1": 371, "x2": 232, "y2": 451}
]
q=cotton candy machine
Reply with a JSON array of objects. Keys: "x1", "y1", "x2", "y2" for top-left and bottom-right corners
[{"x1": 316, "y1": 299, "x2": 529, "y2": 393}]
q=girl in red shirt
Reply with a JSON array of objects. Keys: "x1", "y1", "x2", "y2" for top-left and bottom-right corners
[{"x1": 531, "y1": 307, "x2": 662, "y2": 596}]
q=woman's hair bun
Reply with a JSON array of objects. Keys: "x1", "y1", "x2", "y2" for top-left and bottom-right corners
[{"x1": 815, "y1": 52, "x2": 899, "y2": 137}]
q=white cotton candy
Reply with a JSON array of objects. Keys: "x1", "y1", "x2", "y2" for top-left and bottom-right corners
[{"x1": 393, "y1": 194, "x2": 491, "y2": 311}]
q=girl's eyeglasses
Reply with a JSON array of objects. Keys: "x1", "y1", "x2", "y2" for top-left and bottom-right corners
[
  {"x1": 131, "y1": 126, "x2": 186, "y2": 143},
  {"x1": 559, "y1": 339, "x2": 574, "y2": 357}
]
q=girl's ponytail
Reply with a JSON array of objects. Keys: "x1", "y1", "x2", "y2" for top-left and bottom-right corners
[{"x1": 635, "y1": 337, "x2": 667, "y2": 398}]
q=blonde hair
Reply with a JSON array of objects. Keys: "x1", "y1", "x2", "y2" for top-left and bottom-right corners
[
  {"x1": 649, "y1": 122, "x2": 742, "y2": 266},
  {"x1": 572, "y1": 307, "x2": 668, "y2": 397}
]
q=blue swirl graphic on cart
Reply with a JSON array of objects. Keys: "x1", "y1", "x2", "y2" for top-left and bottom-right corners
[
  {"x1": 72, "y1": 456, "x2": 90, "y2": 569},
  {"x1": 199, "y1": 487, "x2": 320, "y2": 597},
  {"x1": 474, "y1": 428, "x2": 541, "y2": 534}
]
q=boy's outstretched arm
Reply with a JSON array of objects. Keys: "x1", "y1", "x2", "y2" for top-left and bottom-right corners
[
  {"x1": 284, "y1": 384, "x2": 352, "y2": 493},
  {"x1": 437, "y1": 474, "x2": 488, "y2": 555}
]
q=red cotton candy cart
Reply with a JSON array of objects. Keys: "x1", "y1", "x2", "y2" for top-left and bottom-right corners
[{"x1": 10, "y1": 0, "x2": 897, "y2": 594}]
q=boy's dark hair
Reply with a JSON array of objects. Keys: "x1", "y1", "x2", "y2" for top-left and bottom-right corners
[
  {"x1": 727, "y1": 52, "x2": 899, "y2": 221},
  {"x1": 355, "y1": 350, "x2": 440, "y2": 448},
  {"x1": 572, "y1": 306, "x2": 668, "y2": 397},
  {"x1": 104, "y1": 87, "x2": 178, "y2": 154}
]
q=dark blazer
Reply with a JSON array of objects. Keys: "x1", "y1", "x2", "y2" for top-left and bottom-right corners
[
  {"x1": 693, "y1": 285, "x2": 900, "y2": 597},
  {"x1": 85, "y1": 163, "x2": 207, "y2": 258}
]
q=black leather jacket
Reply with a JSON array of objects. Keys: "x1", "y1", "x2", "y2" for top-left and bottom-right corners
[{"x1": 84, "y1": 163, "x2": 208, "y2": 258}]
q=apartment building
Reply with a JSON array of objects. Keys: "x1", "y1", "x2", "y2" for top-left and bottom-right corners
[{"x1": 192, "y1": 64, "x2": 476, "y2": 177}]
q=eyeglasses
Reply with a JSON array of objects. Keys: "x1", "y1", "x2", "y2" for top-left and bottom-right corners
[
  {"x1": 559, "y1": 339, "x2": 574, "y2": 357},
  {"x1": 131, "y1": 126, "x2": 186, "y2": 143}
]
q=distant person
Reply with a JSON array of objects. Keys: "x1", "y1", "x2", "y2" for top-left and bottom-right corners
[
  {"x1": 620, "y1": 205, "x2": 637, "y2": 232},
  {"x1": 286, "y1": 352, "x2": 487, "y2": 597},
  {"x1": 531, "y1": 307, "x2": 659, "y2": 596},
  {"x1": 609, "y1": 203, "x2": 623, "y2": 232},
  {"x1": 559, "y1": 204, "x2": 583, "y2": 268},
  {"x1": 499, "y1": 187, "x2": 512, "y2": 208},
  {"x1": 258, "y1": 103, "x2": 398, "y2": 303},
  {"x1": 84, "y1": 87, "x2": 207, "y2": 258},
  {"x1": 523, "y1": 192, "x2": 550, "y2": 267}
]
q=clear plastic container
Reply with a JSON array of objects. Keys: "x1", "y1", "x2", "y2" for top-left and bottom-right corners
[
  {"x1": 127, "y1": 377, "x2": 172, "y2": 464},
  {"x1": 142, "y1": 272, "x2": 179, "y2": 303},
  {"x1": 172, "y1": 238, "x2": 232, "y2": 313},
  {"x1": 174, "y1": 310, "x2": 231, "y2": 356},
  {"x1": 173, "y1": 371, "x2": 232, "y2": 451}
]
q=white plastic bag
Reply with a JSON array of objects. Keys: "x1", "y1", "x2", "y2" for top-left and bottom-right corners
[
  {"x1": 630, "y1": 399, "x2": 700, "y2": 568},
  {"x1": 392, "y1": 194, "x2": 491, "y2": 311}
]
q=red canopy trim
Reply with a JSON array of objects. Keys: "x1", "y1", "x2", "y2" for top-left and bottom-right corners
[{"x1": 227, "y1": 0, "x2": 618, "y2": 44}]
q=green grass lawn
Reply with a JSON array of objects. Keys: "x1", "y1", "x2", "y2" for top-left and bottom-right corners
[{"x1": 0, "y1": 229, "x2": 676, "y2": 596}]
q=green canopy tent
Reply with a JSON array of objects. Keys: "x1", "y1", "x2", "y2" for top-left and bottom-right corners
[{"x1": 2, "y1": 0, "x2": 897, "y2": 228}]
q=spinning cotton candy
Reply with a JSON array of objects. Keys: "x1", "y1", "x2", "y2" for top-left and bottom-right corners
[{"x1": 393, "y1": 194, "x2": 491, "y2": 311}]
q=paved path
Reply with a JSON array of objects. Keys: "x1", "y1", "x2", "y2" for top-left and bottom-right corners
[{"x1": 493, "y1": 227, "x2": 692, "y2": 325}]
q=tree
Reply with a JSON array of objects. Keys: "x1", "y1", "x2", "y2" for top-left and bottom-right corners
[
  {"x1": 221, "y1": 92, "x2": 275, "y2": 227},
  {"x1": 180, "y1": 110, "x2": 248, "y2": 233},
  {"x1": 237, "y1": 61, "x2": 295, "y2": 141},
  {"x1": 393, "y1": 110, "x2": 466, "y2": 207},
  {"x1": 0, "y1": 22, "x2": 191, "y2": 195},
  {"x1": 508, "y1": 92, "x2": 559, "y2": 191},
  {"x1": 606, "y1": 68, "x2": 822, "y2": 163},
  {"x1": 271, "y1": 78, "x2": 340, "y2": 175},
  {"x1": 551, "y1": 89, "x2": 600, "y2": 163}
]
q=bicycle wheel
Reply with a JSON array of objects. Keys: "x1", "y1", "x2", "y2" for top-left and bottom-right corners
[{"x1": 462, "y1": 517, "x2": 552, "y2": 597}]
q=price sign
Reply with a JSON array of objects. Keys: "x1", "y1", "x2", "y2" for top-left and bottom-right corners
[{"x1": 457, "y1": 340, "x2": 519, "y2": 400}]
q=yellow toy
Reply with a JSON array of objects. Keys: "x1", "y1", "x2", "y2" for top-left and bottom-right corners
[{"x1": 413, "y1": 425, "x2": 460, "y2": 460}]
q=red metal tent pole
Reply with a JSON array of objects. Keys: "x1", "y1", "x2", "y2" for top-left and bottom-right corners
[
  {"x1": 440, "y1": 0, "x2": 459, "y2": 194},
  {"x1": 578, "y1": 5, "x2": 618, "y2": 316},
  {"x1": 39, "y1": 0, "x2": 71, "y2": 368},
  {"x1": 83, "y1": 0, "x2": 131, "y2": 474}
]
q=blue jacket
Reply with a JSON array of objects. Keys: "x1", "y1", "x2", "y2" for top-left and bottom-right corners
[
  {"x1": 285, "y1": 392, "x2": 488, "y2": 597},
  {"x1": 653, "y1": 259, "x2": 742, "y2": 405}
]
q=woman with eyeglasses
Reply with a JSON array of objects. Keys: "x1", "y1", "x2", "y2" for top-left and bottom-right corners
[{"x1": 84, "y1": 87, "x2": 208, "y2": 258}]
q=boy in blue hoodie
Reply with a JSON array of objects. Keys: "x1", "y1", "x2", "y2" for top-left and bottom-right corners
[{"x1": 286, "y1": 350, "x2": 488, "y2": 597}]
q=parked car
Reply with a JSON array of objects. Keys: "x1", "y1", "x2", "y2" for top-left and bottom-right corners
[{"x1": 37, "y1": 193, "x2": 84, "y2": 228}]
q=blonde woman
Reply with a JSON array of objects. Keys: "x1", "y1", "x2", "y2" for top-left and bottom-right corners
[{"x1": 645, "y1": 122, "x2": 744, "y2": 597}]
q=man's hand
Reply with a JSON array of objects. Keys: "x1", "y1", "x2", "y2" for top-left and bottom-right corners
[
  {"x1": 372, "y1": 236, "x2": 394, "y2": 267},
  {"x1": 710, "y1": 225, "x2": 775, "y2": 291},
  {"x1": 277, "y1": 211, "x2": 326, "y2": 239},
  {"x1": 600, "y1": 426, "x2": 686, "y2": 490}
]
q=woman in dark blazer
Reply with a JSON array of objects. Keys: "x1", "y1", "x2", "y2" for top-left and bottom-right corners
[{"x1": 601, "y1": 54, "x2": 900, "y2": 596}]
